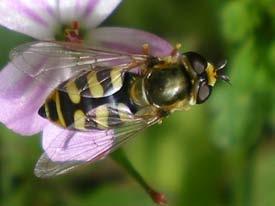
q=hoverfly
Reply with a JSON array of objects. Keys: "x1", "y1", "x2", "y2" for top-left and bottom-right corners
[{"x1": 10, "y1": 41, "x2": 228, "y2": 177}]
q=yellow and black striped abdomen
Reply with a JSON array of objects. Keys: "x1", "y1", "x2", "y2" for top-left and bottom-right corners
[
  {"x1": 38, "y1": 72, "x2": 140, "y2": 131},
  {"x1": 64, "y1": 68, "x2": 124, "y2": 98},
  {"x1": 38, "y1": 90, "x2": 70, "y2": 128}
]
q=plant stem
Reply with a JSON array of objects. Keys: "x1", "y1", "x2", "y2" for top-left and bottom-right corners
[{"x1": 111, "y1": 149, "x2": 167, "y2": 205}]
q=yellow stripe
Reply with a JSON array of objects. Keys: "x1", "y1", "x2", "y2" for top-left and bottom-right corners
[
  {"x1": 74, "y1": 110, "x2": 86, "y2": 130},
  {"x1": 110, "y1": 68, "x2": 122, "y2": 90},
  {"x1": 55, "y1": 91, "x2": 66, "y2": 127},
  {"x1": 87, "y1": 71, "x2": 104, "y2": 97},
  {"x1": 95, "y1": 105, "x2": 109, "y2": 129},
  {"x1": 66, "y1": 81, "x2": 81, "y2": 104},
  {"x1": 44, "y1": 103, "x2": 50, "y2": 119},
  {"x1": 117, "y1": 103, "x2": 130, "y2": 122}
]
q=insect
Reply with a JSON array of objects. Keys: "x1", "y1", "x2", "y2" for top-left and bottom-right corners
[{"x1": 10, "y1": 41, "x2": 229, "y2": 177}]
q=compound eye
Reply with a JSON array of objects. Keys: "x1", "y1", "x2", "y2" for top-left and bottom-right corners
[
  {"x1": 196, "y1": 81, "x2": 212, "y2": 104},
  {"x1": 184, "y1": 52, "x2": 207, "y2": 75}
]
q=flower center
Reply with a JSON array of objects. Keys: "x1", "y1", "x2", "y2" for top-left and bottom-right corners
[{"x1": 54, "y1": 21, "x2": 86, "y2": 43}]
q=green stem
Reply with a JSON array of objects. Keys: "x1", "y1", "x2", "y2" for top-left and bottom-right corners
[
  {"x1": 243, "y1": 155, "x2": 253, "y2": 206},
  {"x1": 243, "y1": 142, "x2": 258, "y2": 206},
  {"x1": 111, "y1": 149, "x2": 167, "y2": 205}
]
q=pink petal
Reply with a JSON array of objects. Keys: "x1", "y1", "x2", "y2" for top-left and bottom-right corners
[
  {"x1": 56, "y1": 0, "x2": 82, "y2": 23},
  {"x1": 42, "y1": 123, "x2": 114, "y2": 162},
  {"x1": 79, "y1": 0, "x2": 100, "y2": 19},
  {"x1": 58, "y1": 0, "x2": 100, "y2": 23},
  {"x1": 81, "y1": 0, "x2": 122, "y2": 28},
  {"x1": 87, "y1": 27, "x2": 174, "y2": 56},
  {"x1": 0, "y1": 63, "x2": 52, "y2": 135},
  {"x1": 0, "y1": 0, "x2": 56, "y2": 39},
  {"x1": 0, "y1": 0, "x2": 121, "y2": 39}
]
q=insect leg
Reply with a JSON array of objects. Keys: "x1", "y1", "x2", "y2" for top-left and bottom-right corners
[
  {"x1": 171, "y1": 43, "x2": 182, "y2": 57},
  {"x1": 142, "y1": 43, "x2": 150, "y2": 55}
]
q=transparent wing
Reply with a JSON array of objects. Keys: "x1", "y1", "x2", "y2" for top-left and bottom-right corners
[
  {"x1": 10, "y1": 41, "x2": 148, "y2": 96},
  {"x1": 34, "y1": 105, "x2": 160, "y2": 178}
]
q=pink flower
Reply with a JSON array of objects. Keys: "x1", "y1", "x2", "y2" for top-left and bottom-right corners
[{"x1": 0, "y1": 0, "x2": 173, "y2": 174}]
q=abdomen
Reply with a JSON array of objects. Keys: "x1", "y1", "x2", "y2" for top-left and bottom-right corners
[{"x1": 38, "y1": 73, "x2": 140, "y2": 131}]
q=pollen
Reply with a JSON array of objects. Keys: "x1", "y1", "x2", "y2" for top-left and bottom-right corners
[{"x1": 54, "y1": 21, "x2": 86, "y2": 43}]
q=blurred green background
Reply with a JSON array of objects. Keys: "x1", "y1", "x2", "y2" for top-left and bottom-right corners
[{"x1": 0, "y1": 0, "x2": 274, "y2": 206}]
